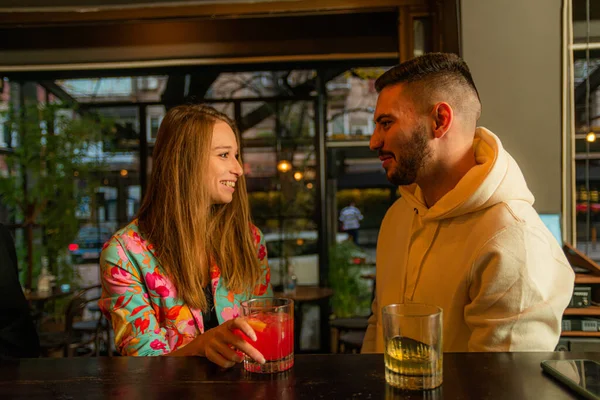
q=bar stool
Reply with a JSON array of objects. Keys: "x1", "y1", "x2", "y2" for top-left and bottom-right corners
[{"x1": 330, "y1": 317, "x2": 368, "y2": 353}]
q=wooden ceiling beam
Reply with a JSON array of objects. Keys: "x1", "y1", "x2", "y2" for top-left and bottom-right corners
[
  {"x1": 0, "y1": 0, "x2": 426, "y2": 26},
  {"x1": 0, "y1": 11, "x2": 399, "y2": 73}
]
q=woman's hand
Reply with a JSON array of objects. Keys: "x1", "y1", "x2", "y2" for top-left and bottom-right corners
[{"x1": 195, "y1": 318, "x2": 266, "y2": 368}]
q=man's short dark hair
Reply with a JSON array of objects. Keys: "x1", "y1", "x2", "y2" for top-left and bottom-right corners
[{"x1": 375, "y1": 53, "x2": 481, "y2": 117}]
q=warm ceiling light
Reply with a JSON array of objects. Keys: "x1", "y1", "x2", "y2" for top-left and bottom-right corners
[
  {"x1": 120, "y1": 169, "x2": 128, "y2": 177},
  {"x1": 306, "y1": 183, "x2": 313, "y2": 189},
  {"x1": 587, "y1": 132, "x2": 597, "y2": 143},
  {"x1": 73, "y1": 171, "x2": 79, "y2": 177},
  {"x1": 293, "y1": 171, "x2": 303, "y2": 181},
  {"x1": 277, "y1": 160, "x2": 292, "y2": 173}
]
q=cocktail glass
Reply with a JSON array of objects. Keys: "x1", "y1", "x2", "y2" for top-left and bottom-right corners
[{"x1": 238, "y1": 297, "x2": 294, "y2": 373}]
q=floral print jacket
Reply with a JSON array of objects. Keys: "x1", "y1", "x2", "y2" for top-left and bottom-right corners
[{"x1": 98, "y1": 219, "x2": 272, "y2": 356}]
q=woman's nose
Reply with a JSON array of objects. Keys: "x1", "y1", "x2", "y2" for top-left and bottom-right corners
[{"x1": 232, "y1": 159, "x2": 243, "y2": 176}]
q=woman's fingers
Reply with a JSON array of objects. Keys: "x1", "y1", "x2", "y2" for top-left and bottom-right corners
[
  {"x1": 229, "y1": 318, "x2": 266, "y2": 364},
  {"x1": 205, "y1": 346, "x2": 236, "y2": 369},
  {"x1": 213, "y1": 340, "x2": 244, "y2": 363},
  {"x1": 226, "y1": 323, "x2": 266, "y2": 364},
  {"x1": 201, "y1": 318, "x2": 267, "y2": 367},
  {"x1": 230, "y1": 318, "x2": 258, "y2": 341}
]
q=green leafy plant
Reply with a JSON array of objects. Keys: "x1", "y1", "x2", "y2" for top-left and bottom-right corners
[
  {"x1": 0, "y1": 103, "x2": 112, "y2": 288},
  {"x1": 328, "y1": 240, "x2": 371, "y2": 318}
]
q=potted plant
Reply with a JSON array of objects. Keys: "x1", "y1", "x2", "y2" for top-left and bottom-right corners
[
  {"x1": 328, "y1": 239, "x2": 372, "y2": 318},
  {"x1": 0, "y1": 102, "x2": 111, "y2": 289}
]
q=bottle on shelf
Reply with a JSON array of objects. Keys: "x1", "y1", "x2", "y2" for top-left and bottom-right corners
[{"x1": 37, "y1": 256, "x2": 56, "y2": 294}]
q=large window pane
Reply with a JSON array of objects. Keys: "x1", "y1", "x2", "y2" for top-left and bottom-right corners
[
  {"x1": 572, "y1": 0, "x2": 600, "y2": 258},
  {"x1": 243, "y1": 100, "x2": 317, "y2": 287}
]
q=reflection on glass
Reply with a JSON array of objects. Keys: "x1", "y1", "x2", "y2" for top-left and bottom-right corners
[
  {"x1": 413, "y1": 18, "x2": 432, "y2": 58},
  {"x1": 205, "y1": 70, "x2": 315, "y2": 100},
  {"x1": 326, "y1": 67, "x2": 388, "y2": 141},
  {"x1": 241, "y1": 101, "x2": 277, "y2": 141},
  {"x1": 204, "y1": 102, "x2": 235, "y2": 121},
  {"x1": 146, "y1": 105, "x2": 166, "y2": 144},
  {"x1": 127, "y1": 186, "x2": 141, "y2": 220},
  {"x1": 385, "y1": 383, "x2": 443, "y2": 400},
  {"x1": 56, "y1": 76, "x2": 168, "y2": 103}
]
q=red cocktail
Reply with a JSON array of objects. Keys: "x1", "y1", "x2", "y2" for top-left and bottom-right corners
[{"x1": 239, "y1": 297, "x2": 294, "y2": 373}]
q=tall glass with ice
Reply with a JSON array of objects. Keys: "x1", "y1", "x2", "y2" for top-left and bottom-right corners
[{"x1": 239, "y1": 297, "x2": 294, "y2": 373}]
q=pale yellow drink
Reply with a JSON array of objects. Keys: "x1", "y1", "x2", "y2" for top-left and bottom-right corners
[
  {"x1": 382, "y1": 303, "x2": 443, "y2": 390},
  {"x1": 384, "y1": 336, "x2": 442, "y2": 390}
]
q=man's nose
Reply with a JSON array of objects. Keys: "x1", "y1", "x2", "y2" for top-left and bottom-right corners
[{"x1": 370, "y1": 129, "x2": 382, "y2": 151}]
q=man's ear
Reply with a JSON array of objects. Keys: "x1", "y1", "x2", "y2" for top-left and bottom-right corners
[{"x1": 430, "y1": 102, "x2": 453, "y2": 139}]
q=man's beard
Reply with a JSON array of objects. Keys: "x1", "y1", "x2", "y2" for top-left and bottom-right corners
[{"x1": 387, "y1": 124, "x2": 432, "y2": 186}]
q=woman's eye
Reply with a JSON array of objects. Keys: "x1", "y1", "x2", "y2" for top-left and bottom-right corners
[{"x1": 219, "y1": 152, "x2": 228, "y2": 158}]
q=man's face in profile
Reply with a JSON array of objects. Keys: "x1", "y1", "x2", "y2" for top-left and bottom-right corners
[{"x1": 371, "y1": 84, "x2": 432, "y2": 186}]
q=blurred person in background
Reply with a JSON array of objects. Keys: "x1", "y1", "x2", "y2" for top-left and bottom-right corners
[{"x1": 339, "y1": 201, "x2": 364, "y2": 244}]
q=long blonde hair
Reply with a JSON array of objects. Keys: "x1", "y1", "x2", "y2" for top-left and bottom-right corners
[{"x1": 137, "y1": 104, "x2": 260, "y2": 311}]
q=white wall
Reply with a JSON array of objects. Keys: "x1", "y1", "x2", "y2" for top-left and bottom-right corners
[{"x1": 461, "y1": 0, "x2": 563, "y2": 214}]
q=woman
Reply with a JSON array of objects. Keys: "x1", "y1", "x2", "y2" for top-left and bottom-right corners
[{"x1": 99, "y1": 104, "x2": 271, "y2": 367}]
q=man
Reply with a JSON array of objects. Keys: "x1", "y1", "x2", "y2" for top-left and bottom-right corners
[
  {"x1": 339, "y1": 201, "x2": 364, "y2": 243},
  {"x1": 361, "y1": 53, "x2": 574, "y2": 353},
  {"x1": 0, "y1": 223, "x2": 39, "y2": 358}
]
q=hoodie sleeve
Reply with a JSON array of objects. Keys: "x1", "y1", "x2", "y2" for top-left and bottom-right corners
[{"x1": 464, "y1": 223, "x2": 574, "y2": 352}]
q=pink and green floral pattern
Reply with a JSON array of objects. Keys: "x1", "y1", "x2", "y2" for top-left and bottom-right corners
[{"x1": 99, "y1": 220, "x2": 272, "y2": 356}]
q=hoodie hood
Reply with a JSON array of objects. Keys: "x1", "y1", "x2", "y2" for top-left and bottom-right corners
[{"x1": 398, "y1": 127, "x2": 534, "y2": 221}]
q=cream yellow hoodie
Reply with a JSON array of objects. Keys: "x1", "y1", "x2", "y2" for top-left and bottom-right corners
[{"x1": 362, "y1": 127, "x2": 574, "y2": 353}]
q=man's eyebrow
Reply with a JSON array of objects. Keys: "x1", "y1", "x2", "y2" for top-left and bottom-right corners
[{"x1": 374, "y1": 113, "x2": 394, "y2": 123}]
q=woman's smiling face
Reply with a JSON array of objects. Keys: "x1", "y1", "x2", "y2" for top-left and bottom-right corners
[{"x1": 207, "y1": 121, "x2": 243, "y2": 205}]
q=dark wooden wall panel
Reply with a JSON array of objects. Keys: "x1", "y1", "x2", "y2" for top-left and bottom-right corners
[{"x1": 0, "y1": 11, "x2": 399, "y2": 70}]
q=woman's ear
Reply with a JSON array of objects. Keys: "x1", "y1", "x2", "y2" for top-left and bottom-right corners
[{"x1": 430, "y1": 102, "x2": 453, "y2": 139}]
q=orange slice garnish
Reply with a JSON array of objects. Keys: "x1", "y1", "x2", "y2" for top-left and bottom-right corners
[{"x1": 247, "y1": 318, "x2": 267, "y2": 332}]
